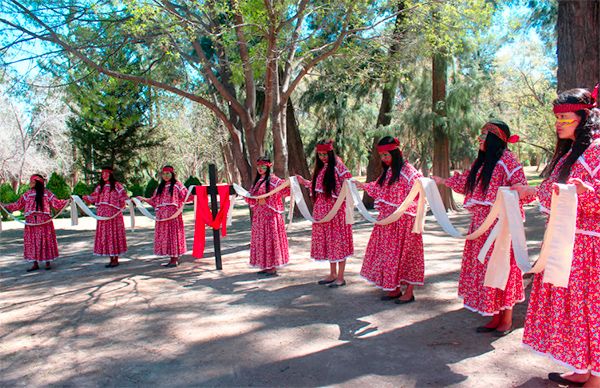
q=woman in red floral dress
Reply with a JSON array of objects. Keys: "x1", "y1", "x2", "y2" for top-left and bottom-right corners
[
  {"x1": 138, "y1": 165, "x2": 190, "y2": 267},
  {"x1": 433, "y1": 120, "x2": 527, "y2": 336},
  {"x1": 1, "y1": 174, "x2": 69, "y2": 271},
  {"x1": 355, "y1": 136, "x2": 424, "y2": 303},
  {"x1": 245, "y1": 157, "x2": 290, "y2": 277},
  {"x1": 84, "y1": 167, "x2": 129, "y2": 268},
  {"x1": 513, "y1": 87, "x2": 600, "y2": 387},
  {"x1": 295, "y1": 139, "x2": 353, "y2": 287}
]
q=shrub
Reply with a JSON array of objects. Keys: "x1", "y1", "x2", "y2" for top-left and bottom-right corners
[
  {"x1": 72, "y1": 181, "x2": 94, "y2": 197},
  {"x1": 46, "y1": 173, "x2": 71, "y2": 199},
  {"x1": 129, "y1": 182, "x2": 145, "y2": 197},
  {"x1": 144, "y1": 178, "x2": 159, "y2": 198},
  {"x1": 183, "y1": 176, "x2": 202, "y2": 187}
]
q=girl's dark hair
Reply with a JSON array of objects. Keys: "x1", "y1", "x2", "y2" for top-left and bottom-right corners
[
  {"x1": 312, "y1": 139, "x2": 337, "y2": 197},
  {"x1": 32, "y1": 174, "x2": 45, "y2": 211},
  {"x1": 465, "y1": 119, "x2": 510, "y2": 195},
  {"x1": 156, "y1": 165, "x2": 177, "y2": 196},
  {"x1": 98, "y1": 167, "x2": 116, "y2": 191},
  {"x1": 252, "y1": 156, "x2": 272, "y2": 193},
  {"x1": 376, "y1": 136, "x2": 405, "y2": 186},
  {"x1": 542, "y1": 88, "x2": 600, "y2": 182}
]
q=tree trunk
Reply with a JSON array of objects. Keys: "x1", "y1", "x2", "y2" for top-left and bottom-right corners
[
  {"x1": 222, "y1": 139, "x2": 241, "y2": 183},
  {"x1": 432, "y1": 53, "x2": 457, "y2": 210},
  {"x1": 557, "y1": 0, "x2": 600, "y2": 92},
  {"x1": 363, "y1": 1, "x2": 405, "y2": 209},
  {"x1": 286, "y1": 97, "x2": 310, "y2": 178},
  {"x1": 273, "y1": 67, "x2": 289, "y2": 178}
]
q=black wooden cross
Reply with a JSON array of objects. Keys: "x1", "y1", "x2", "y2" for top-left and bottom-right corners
[{"x1": 204, "y1": 164, "x2": 236, "y2": 270}]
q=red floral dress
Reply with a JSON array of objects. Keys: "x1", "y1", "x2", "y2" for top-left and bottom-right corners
[
  {"x1": 360, "y1": 163, "x2": 425, "y2": 290},
  {"x1": 303, "y1": 157, "x2": 354, "y2": 262},
  {"x1": 4, "y1": 189, "x2": 69, "y2": 262},
  {"x1": 445, "y1": 150, "x2": 527, "y2": 315},
  {"x1": 147, "y1": 181, "x2": 189, "y2": 257},
  {"x1": 84, "y1": 182, "x2": 129, "y2": 256},
  {"x1": 523, "y1": 134, "x2": 600, "y2": 376},
  {"x1": 245, "y1": 175, "x2": 290, "y2": 270}
]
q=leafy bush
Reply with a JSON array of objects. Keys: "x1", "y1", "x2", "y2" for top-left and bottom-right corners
[
  {"x1": 46, "y1": 173, "x2": 71, "y2": 199},
  {"x1": 0, "y1": 183, "x2": 19, "y2": 220},
  {"x1": 129, "y1": 182, "x2": 144, "y2": 197},
  {"x1": 183, "y1": 176, "x2": 202, "y2": 187},
  {"x1": 72, "y1": 181, "x2": 94, "y2": 197},
  {"x1": 144, "y1": 178, "x2": 159, "y2": 198}
]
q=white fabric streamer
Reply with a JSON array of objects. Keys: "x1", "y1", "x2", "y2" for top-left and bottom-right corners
[
  {"x1": 0, "y1": 200, "x2": 72, "y2": 230},
  {"x1": 528, "y1": 183, "x2": 578, "y2": 287}
]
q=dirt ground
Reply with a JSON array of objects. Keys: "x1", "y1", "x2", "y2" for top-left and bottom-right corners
[{"x1": 0, "y1": 201, "x2": 559, "y2": 387}]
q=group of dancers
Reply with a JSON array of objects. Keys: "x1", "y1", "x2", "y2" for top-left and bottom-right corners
[{"x1": 1, "y1": 86, "x2": 599, "y2": 386}]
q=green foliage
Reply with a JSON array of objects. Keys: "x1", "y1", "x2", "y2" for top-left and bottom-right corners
[
  {"x1": 183, "y1": 176, "x2": 202, "y2": 187},
  {"x1": 66, "y1": 51, "x2": 165, "y2": 185},
  {"x1": 0, "y1": 183, "x2": 19, "y2": 204},
  {"x1": 144, "y1": 178, "x2": 159, "y2": 198},
  {"x1": 72, "y1": 181, "x2": 94, "y2": 197},
  {"x1": 46, "y1": 173, "x2": 71, "y2": 199},
  {"x1": 129, "y1": 182, "x2": 145, "y2": 197}
]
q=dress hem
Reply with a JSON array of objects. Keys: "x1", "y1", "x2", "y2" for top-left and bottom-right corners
[
  {"x1": 311, "y1": 254, "x2": 352, "y2": 263},
  {"x1": 459, "y1": 295, "x2": 525, "y2": 316},
  {"x1": 522, "y1": 343, "x2": 598, "y2": 375},
  {"x1": 360, "y1": 274, "x2": 424, "y2": 290}
]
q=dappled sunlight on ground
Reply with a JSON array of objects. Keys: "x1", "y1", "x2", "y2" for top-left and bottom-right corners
[{"x1": 0, "y1": 203, "x2": 556, "y2": 387}]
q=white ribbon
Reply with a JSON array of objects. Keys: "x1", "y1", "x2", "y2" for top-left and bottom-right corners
[
  {"x1": 528, "y1": 183, "x2": 578, "y2": 287},
  {"x1": 130, "y1": 185, "x2": 196, "y2": 222},
  {"x1": 288, "y1": 176, "x2": 354, "y2": 224},
  {"x1": 0, "y1": 200, "x2": 72, "y2": 231},
  {"x1": 70, "y1": 195, "x2": 135, "y2": 230}
]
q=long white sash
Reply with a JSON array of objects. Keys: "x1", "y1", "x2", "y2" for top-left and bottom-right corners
[{"x1": 0, "y1": 200, "x2": 72, "y2": 231}]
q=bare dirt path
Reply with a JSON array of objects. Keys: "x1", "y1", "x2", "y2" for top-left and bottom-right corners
[{"x1": 0, "y1": 202, "x2": 556, "y2": 387}]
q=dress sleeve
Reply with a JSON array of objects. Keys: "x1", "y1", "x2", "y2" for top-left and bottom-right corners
[
  {"x1": 147, "y1": 189, "x2": 158, "y2": 207},
  {"x1": 3, "y1": 194, "x2": 26, "y2": 212},
  {"x1": 49, "y1": 192, "x2": 70, "y2": 211},
  {"x1": 84, "y1": 185, "x2": 100, "y2": 204},
  {"x1": 445, "y1": 170, "x2": 468, "y2": 195},
  {"x1": 336, "y1": 159, "x2": 353, "y2": 180},
  {"x1": 362, "y1": 180, "x2": 381, "y2": 200}
]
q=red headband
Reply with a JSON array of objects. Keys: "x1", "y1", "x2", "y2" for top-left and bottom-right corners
[
  {"x1": 162, "y1": 166, "x2": 174, "y2": 173},
  {"x1": 377, "y1": 137, "x2": 400, "y2": 153},
  {"x1": 484, "y1": 123, "x2": 519, "y2": 144},
  {"x1": 30, "y1": 175, "x2": 44, "y2": 184},
  {"x1": 316, "y1": 142, "x2": 334, "y2": 153},
  {"x1": 553, "y1": 84, "x2": 599, "y2": 113},
  {"x1": 257, "y1": 160, "x2": 272, "y2": 167}
]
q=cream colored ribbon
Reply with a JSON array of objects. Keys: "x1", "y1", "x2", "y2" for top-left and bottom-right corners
[
  {"x1": 0, "y1": 200, "x2": 72, "y2": 231},
  {"x1": 288, "y1": 176, "x2": 354, "y2": 225},
  {"x1": 527, "y1": 183, "x2": 578, "y2": 287},
  {"x1": 233, "y1": 182, "x2": 295, "y2": 224},
  {"x1": 130, "y1": 185, "x2": 197, "y2": 223},
  {"x1": 70, "y1": 195, "x2": 135, "y2": 230}
]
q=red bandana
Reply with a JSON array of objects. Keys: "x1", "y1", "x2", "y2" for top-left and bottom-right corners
[
  {"x1": 484, "y1": 123, "x2": 519, "y2": 144},
  {"x1": 377, "y1": 137, "x2": 401, "y2": 153},
  {"x1": 316, "y1": 142, "x2": 334, "y2": 153},
  {"x1": 162, "y1": 166, "x2": 174, "y2": 173},
  {"x1": 257, "y1": 160, "x2": 272, "y2": 167},
  {"x1": 553, "y1": 84, "x2": 599, "y2": 113},
  {"x1": 30, "y1": 175, "x2": 44, "y2": 184}
]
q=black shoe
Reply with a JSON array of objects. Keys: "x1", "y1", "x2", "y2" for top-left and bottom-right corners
[
  {"x1": 380, "y1": 294, "x2": 401, "y2": 301},
  {"x1": 317, "y1": 279, "x2": 336, "y2": 285},
  {"x1": 105, "y1": 262, "x2": 119, "y2": 268},
  {"x1": 44, "y1": 265, "x2": 52, "y2": 270},
  {"x1": 163, "y1": 262, "x2": 178, "y2": 268},
  {"x1": 548, "y1": 372, "x2": 585, "y2": 387},
  {"x1": 328, "y1": 280, "x2": 346, "y2": 288},
  {"x1": 493, "y1": 326, "x2": 514, "y2": 337},
  {"x1": 26, "y1": 266, "x2": 39, "y2": 272},
  {"x1": 476, "y1": 326, "x2": 497, "y2": 333},
  {"x1": 395, "y1": 295, "x2": 415, "y2": 304}
]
